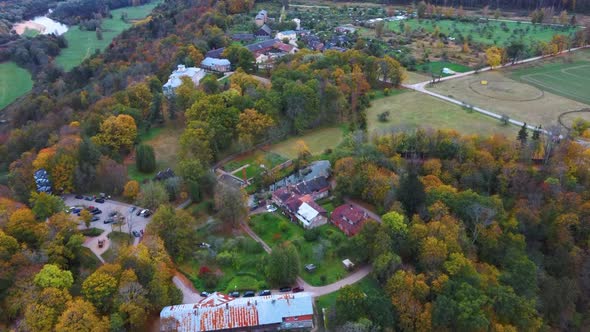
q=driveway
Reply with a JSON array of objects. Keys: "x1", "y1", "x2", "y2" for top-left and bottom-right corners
[{"x1": 63, "y1": 195, "x2": 152, "y2": 259}]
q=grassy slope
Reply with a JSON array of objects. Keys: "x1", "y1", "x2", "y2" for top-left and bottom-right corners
[
  {"x1": 367, "y1": 89, "x2": 517, "y2": 137},
  {"x1": 316, "y1": 276, "x2": 381, "y2": 309},
  {"x1": 56, "y1": 1, "x2": 161, "y2": 71},
  {"x1": 0, "y1": 62, "x2": 33, "y2": 110},
  {"x1": 128, "y1": 124, "x2": 183, "y2": 182},
  {"x1": 268, "y1": 127, "x2": 344, "y2": 159},
  {"x1": 388, "y1": 18, "x2": 577, "y2": 46}
]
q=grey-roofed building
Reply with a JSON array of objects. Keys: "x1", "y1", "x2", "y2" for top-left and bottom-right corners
[
  {"x1": 255, "y1": 9, "x2": 268, "y2": 27},
  {"x1": 255, "y1": 24, "x2": 272, "y2": 39},
  {"x1": 200, "y1": 57, "x2": 231, "y2": 73},
  {"x1": 162, "y1": 64, "x2": 206, "y2": 96},
  {"x1": 231, "y1": 33, "x2": 255, "y2": 42}
]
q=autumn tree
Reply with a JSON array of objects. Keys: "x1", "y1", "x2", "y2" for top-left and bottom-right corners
[
  {"x1": 123, "y1": 180, "x2": 140, "y2": 200},
  {"x1": 96, "y1": 156, "x2": 127, "y2": 194},
  {"x1": 485, "y1": 46, "x2": 503, "y2": 68},
  {"x1": 79, "y1": 209, "x2": 92, "y2": 228},
  {"x1": 386, "y1": 270, "x2": 431, "y2": 331},
  {"x1": 30, "y1": 192, "x2": 65, "y2": 220},
  {"x1": 265, "y1": 242, "x2": 300, "y2": 286},
  {"x1": 24, "y1": 287, "x2": 72, "y2": 332},
  {"x1": 214, "y1": 182, "x2": 248, "y2": 227},
  {"x1": 34, "y1": 264, "x2": 74, "y2": 289},
  {"x1": 237, "y1": 109, "x2": 275, "y2": 147},
  {"x1": 82, "y1": 269, "x2": 119, "y2": 313},
  {"x1": 7, "y1": 207, "x2": 47, "y2": 248},
  {"x1": 92, "y1": 114, "x2": 137, "y2": 153},
  {"x1": 136, "y1": 181, "x2": 169, "y2": 210},
  {"x1": 55, "y1": 298, "x2": 108, "y2": 332},
  {"x1": 148, "y1": 205, "x2": 198, "y2": 261},
  {"x1": 222, "y1": 45, "x2": 255, "y2": 72}
]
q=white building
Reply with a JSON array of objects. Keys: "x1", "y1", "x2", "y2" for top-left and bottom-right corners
[
  {"x1": 275, "y1": 30, "x2": 298, "y2": 46},
  {"x1": 162, "y1": 64, "x2": 205, "y2": 96},
  {"x1": 292, "y1": 18, "x2": 301, "y2": 30},
  {"x1": 200, "y1": 57, "x2": 231, "y2": 73}
]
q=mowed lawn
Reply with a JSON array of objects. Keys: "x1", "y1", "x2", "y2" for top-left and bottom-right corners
[
  {"x1": 417, "y1": 61, "x2": 471, "y2": 76},
  {"x1": 388, "y1": 18, "x2": 578, "y2": 46},
  {"x1": 367, "y1": 89, "x2": 517, "y2": 137},
  {"x1": 509, "y1": 49, "x2": 590, "y2": 105},
  {"x1": 56, "y1": 1, "x2": 161, "y2": 71},
  {"x1": 128, "y1": 124, "x2": 183, "y2": 182},
  {"x1": 223, "y1": 150, "x2": 287, "y2": 179},
  {"x1": 427, "y1": 70, "x2": 590, "y2": 127},
  {"x1": 0, "y1": 62, "x2": 33, "y2": 110},
  {"x1": 267, "y1": 127, "x2": 344, "y2": 159}
]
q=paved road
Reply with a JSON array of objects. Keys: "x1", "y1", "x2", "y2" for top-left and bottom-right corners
[{"x1": 173, "y1": 272, "x2": 201, "y2": 304}]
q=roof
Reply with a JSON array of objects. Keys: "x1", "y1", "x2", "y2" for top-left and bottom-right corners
[
  {"x1": 278, "y1": 30, "x2": 296, "y2": 35},
  {"x1": 273, "y1": 42, "x2": 296, "y2": 53},
  {"x1": 231, "y1": 33, "x2": 254, "y2": 41},
  {"x1": 332, "y1": 204, "x2": 369, "y2": 235},
  {"x1": 160, "y1": 292, "x2": 313, "y2": 332},
  {"x1": 201, "y1": 57, "x2": 230, "y2": 67},
  {"x1": 246, "y1": 39, "x2": 279, "y2": 52},
  {"x1": 206, "y1": 48, "x2": 225, "y2": 59},
  {"x1": 295, "y1": 176, "x2": 330, "y2": 196},
  {"x1": 258, "y1": 10, "x2": 267, "y2": 15},
  {"x1": 257, "y1": 24, "x2": 272, "y2": 35},
  {"x1": 163, "y1": 65, "x2": 205, "y2": 90}
]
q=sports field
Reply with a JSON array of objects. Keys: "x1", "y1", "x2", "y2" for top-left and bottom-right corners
[
  {"x1": 427, "y1": 70, "x2": 590, "y2": 127},
  {"x1": 509, "y1": 49, "x2": 590, "y2": 105},
  {"x1": 56, "y1": 1, "x2": 161, "y2": 71},
  {"x1": 367, "y1": 90, "x2": 517, "y2": 137},
  {"x1": 388, "y1": 19, "x2": 578, "y2": 46},
  {"x1": 0, "y1": 62, "x2": 33, "y2": 110}
]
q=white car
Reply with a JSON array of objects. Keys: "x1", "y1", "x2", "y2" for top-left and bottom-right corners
[{"x1": 266, "y1": 205, "x2": 277, "y2": 212}]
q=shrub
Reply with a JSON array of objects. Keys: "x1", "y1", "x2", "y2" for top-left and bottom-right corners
[
  {"x1": 81, "y1": 228, "x2": 104, "y2": 237},
  {"x1": 216, "y1": 251, "x2": 235, "y2": 267},
  {"x1": 383, "y1": 88, "x2": 390, "y2": 96},
  {"x1": 279, "y1": 221, "x2": 289, "y2": 233},
  {"x1": 304, "y1": 228, "x2": 320, "y2": 242}
]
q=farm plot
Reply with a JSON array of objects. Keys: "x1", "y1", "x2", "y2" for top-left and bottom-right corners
[
  {"x1": 509, "y1": 49, "x2": 590, "y2": 105},
  {"x1": 427, "y1": 70, "x2": 590, "y2": 127}
]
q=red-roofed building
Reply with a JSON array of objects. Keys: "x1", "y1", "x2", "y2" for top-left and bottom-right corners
[{"x1": 331, "y1": 204, "x2": 370, "y2": 236}]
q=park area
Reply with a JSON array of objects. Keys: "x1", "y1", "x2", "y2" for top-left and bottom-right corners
[
  {"x1": 388, "y1": 18, "x2": 578, "y2": 46},
  {"x1": 366, "y1": 90, "x2": 517, "y2": 137},
  {"x1": 508, "y1": 48, "x2": 590, "y2": 105},
  {"x1": 56, "y1": 1, "x2": 161, "y2": 71},
  {"x1": 249, "y1": 213, "x2": 350, "y2": 286},
  {"x1": 0, "y1": 62, "x2": 33, "y2": 110},
  {"x1": 427, "y1": 65, "x2": 590, "y2": 128}
]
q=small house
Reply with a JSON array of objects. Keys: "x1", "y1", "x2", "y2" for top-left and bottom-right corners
[
  {"x1": 255, "y1": 10, "x2": 268, "y2": 27},
  {"x1": 255, "y1": 24, "x2": 272, "y2": 39},
  {"x1": 275, "y1": 30, "x2": 297, "y2": 45},
  {"x1": 200, "y1": 57, "x2": 231, "y2": 73},
  {"x1": 331, "y1": 204, "x2": 370, "y2": 236},
  {"x1": 163, "y1": 64, "x2": 205, "y2": 96}
]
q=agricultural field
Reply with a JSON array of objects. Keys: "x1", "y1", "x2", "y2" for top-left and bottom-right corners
[
  {"x1": 0, "y1": 62, "x2": 33, "y2": 110},
  {"x1": 267, "y1": 127, "x2": 345, "y2": 159},
  {"x1": 426, "y1": 70, "x2": 590, "y2": 127},
  {"x1": 388, "y1": 18, "x2": 578, "y2": 46},
  {"x1": 56, "y1": 1, "x2": 161, "y2": 71},
  {"x1": 249, "y1": 213, "x2": 349, "y2": 286},
  {"x1": 509, "y1": 49, "x2": 590, "y2": 105},
  {"x1": 367, "y1": 89, "x2": 517, "y2": 137}
]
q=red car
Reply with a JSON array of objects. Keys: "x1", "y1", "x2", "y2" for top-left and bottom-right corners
[{"x1": 292, "y1": 287, "x2": 304, "y2": 293}]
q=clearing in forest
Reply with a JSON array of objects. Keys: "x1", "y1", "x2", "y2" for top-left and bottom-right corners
[{"x1": 0, "y1": 62, "x2": 33, "y2": 110}]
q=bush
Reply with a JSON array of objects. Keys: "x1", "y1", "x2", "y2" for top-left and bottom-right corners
[
  {"x1": 81, "y1": 228, "x2": 104, "y2": 237},
  {"x1": 304, "y1": 228, "x2": 320, "y2": 242},
  {"x1": 216, "y1": 251, "x2": 235, "y2": 267},
  {"x1": 279, "y1": 221, "x2": 289, "y2": 233},
  {"x1": 378, "y1": 111, "x2": 391, "y2": 122}
]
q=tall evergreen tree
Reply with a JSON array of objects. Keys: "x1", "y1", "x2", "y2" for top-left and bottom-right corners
[
  {"x1": 397, "y1": 170, "x2": 426, "y2": 216},
  {"x1": 518, "y1": 123, "x2": 529, "y2": 144},
  {"x1": 136, "y1": 144, "x2": 156, "y2": 173}
]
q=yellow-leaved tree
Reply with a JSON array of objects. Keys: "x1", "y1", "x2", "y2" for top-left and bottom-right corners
[
  {"x1": 237, "y1": 109, "x2": 275, "y2": 147},
  {"x1": 92, "y1": 114, "x2": 137, "y2": 153},
  {"x1": 485, "y1": 46, "x2": 503, "y2": 69}
]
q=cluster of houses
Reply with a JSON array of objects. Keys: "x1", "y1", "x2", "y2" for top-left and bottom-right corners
[
  {"x1": 161, "y1": 292, "x2": 314, "y2": 332},
  {"x1": 270, "y1": 161, "x2": 372, "y2": 237}
]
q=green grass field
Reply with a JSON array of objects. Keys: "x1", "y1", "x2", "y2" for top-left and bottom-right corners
[
  {"x1": 367, "y1": 90, "x2": 517, "y2": 137},
  {"x1": 418, "y1": 61, "x2": 471, "y2": 76},
  {"x1": 316, "y1": 276, "x2": 381, "y2": 309},
  {"x1": 509, "y1": 49, "x2": 590, "y2": 105},
  {"x1": 128, "y1": 124, "x2": 183, "y2": 182},
  {"x1": 0, "y1": 62, "x2": 33, "y2": 110},
  {"x1": 268, "y1": 127, "x2": 344, "y2": 159},
  {"x1": 56, "y1": 1, "x2": 161, "y2": 71},
  {"x1": 388, "y1": 18, "x2": 577, "y2": 46},
  {"x1": 223, "y1": 150, "x2": 288, "y2": 179},
  {"x1": 250, "y1": 213, "x2": 348, "y2": 286}
]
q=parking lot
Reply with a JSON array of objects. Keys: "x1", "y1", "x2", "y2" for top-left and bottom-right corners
[{"x1": 63, "y1": 194, "x2": 153, "y2": 259}]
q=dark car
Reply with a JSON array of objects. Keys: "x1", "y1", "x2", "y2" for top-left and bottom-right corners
[
  {"x1": 136, "y1": 210, "x2": 142, "y2": 216},
  {"x1": 292, "y1": 287, "x2": 304, "y2": 293},
  {"x1": 279, "y1": 287, "x2": 292, "y2": 293},
  {"x1": 71, "y1": 207, "x2": 81, "y2": 214},
  {"x1": 95, "y1": 198, "x2": 105, "y2": 203},
  {"x1": 200, "y1": 291, "x2": 210, "y2": 297},
  {"x1": 91, "y1": 216, "x2": 100, "y2": 222},
  {"x1": 75, "y1": 195, "x2": 84, "y2": 199},
  {"x1": 132, "y1": 230, "x2": 140, "y2": 237},
  {"x1": 84, "y1": 196, "x2": 93, "y2": 201},
  {"x1": 243, "y1": 291, "x2": 255, "y2": 298},
  {"x1": 104, "y1": 218, "x2": 115, "y2": 224},
  {"x1": 108, "y1": 211, "x2": 118, "y2": 217},
  {"x1": 258, "y1": 290, "x2": 271, "y2": 296},
  {"x1": 229, "y1": 291, "x2": 240, "y2": 298},
  {"x1": 91, "y1": 209, "x2": 102, "y2": 215},
  {"x1": 143, "y1": 210, "x2": 152, "y2": 218}
]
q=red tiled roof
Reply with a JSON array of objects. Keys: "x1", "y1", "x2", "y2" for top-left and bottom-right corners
[{"x1": 331, "y1": 204, "x2": 369, "y2": 236}]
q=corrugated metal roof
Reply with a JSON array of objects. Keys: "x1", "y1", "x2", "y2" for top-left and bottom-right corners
[{"x1": 160, "y1": 292, "x2": 313, "y2": 332}]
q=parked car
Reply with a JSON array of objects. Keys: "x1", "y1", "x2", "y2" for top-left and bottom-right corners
[
  {"x1": 143, "y1": 210, "x2": 152, "y2": 218},
  {"x1": 258, "y1": 290, "x2": 271, "y2": 296},
  {"x1": 129, "y1": 207, "x2": 137, "y2": 213},
  {"x1": 95, "y1": 198, "x2": 105, "y2": 203},
  {"x1": 200, "y1": 291, "x2": 210, "y2": 297},
  {"x1": 243, "y1": 291, "x2": 255, "y2": 297},
  {"x1": 304, "y1": 264, "x2": 316, "y2": 272},
  {"x1": 229, "y1": 291, "x2": 240, "y2": 298},
  {"x1": 137, "y1": 209, "x2": 146, "y2": 216},
  {"x1": 198, "y1": 242, "x2": 211, "y2": 249},
  {"x1": 108, "y1": 211, "x2": 118, "y2": 217},
  {"x1": 279, "y1": 287, "x2": 292, "y2": 293},
  {"x1": 91, "y1": 216, "x2": 100, "y2": 222},
  {"x1": 292, "y1": 287, "x2": 304, "y2": 293},
  {"x1": 104, "y1": 218, "x2": 115, "y2": 224},
  {"x1": 132, "y1": 230, "x2": 140, "y2": 237},
  {"x1": 75, "y1": 195, "x2": 84, "y2": 199},
  {"x1": 71, "y1": 207, "x2": 81, "y2": 214},
  {"x1": 266, "y1": 204, "x2": 277, "y2": 212},
  {"x1": 91, "y1": 209, "x2": 102, "y2": 215},
  {"x1": 84, "y1": 196, "x2": 93, "y2": 201}
]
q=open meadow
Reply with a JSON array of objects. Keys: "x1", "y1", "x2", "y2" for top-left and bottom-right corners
[
  {"x1": 427, "y1": 69, "x2": 590, "y2": 128},
  {"x1": 267, "y1": 127, "x2": 345, "y2": 159},
  {"x1": 56, "y1": 1, "x2": 161, "y2": 71},
  {"x1": 0, "y1": 62, "x2": 33, "y2": 110},
  {"x1": 367, "y1": 90, "x2": 517, "y2": 137},
  {"x1": 388, "y1": 18, "x2": 578, "y2": 46},
  {"x1": 508, "y1": 48, "x2": 590, "y2": 105}
]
